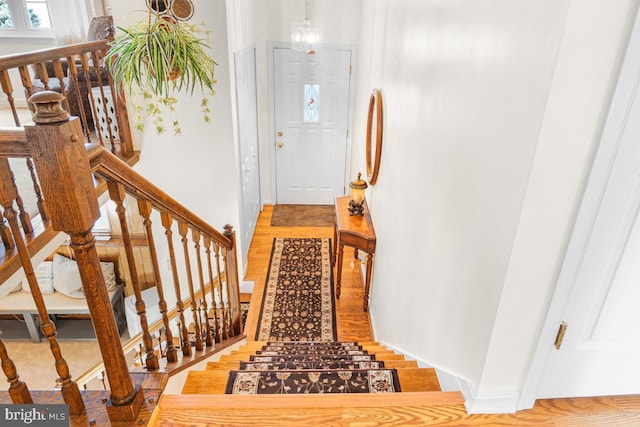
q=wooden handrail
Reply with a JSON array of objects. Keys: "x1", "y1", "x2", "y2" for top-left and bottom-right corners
[
  {"x1": 0, "y1": 40, "x2": 108, "y2": 71},
  {"x1": 0, "y1": 128, "x2": 30, "y2": 157},
  {"x1": 89, "y1": 146, "x2": 233, "y2": 249}
]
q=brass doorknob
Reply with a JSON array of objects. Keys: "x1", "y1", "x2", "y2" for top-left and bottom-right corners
[
  {"x1": 277, "y1": 142, "x2": 284, "y2": 148},
  {"x1": 277, "y1": 131, "x2": 283, "y2": 137}
]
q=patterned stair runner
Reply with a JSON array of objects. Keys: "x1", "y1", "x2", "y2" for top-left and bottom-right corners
[{"x1": 225, "y1": 342, "x2": 401, "y2": 395}]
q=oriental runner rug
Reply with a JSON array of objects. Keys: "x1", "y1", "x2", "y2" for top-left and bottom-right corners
[{"x1": 255, "y1": 237, "x2": 337, "y2": 341}]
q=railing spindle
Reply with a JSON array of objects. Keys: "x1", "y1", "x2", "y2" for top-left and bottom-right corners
[
  {"x1": 0, "y1": 70, "x2": 21, "y2": 126},
  {"x1": 0, "y1": 157, "x2": 84, "y2": 415},
  {"x1": 26, "y1": 158, "x2": 47, "y2": 221},
  {"x1": 17, "y1": 65, "x2": 35, "y2": 99},
  {"x1": 223, "y1": 225, "x2": 242, "y2": 336},
  {"x1": 138, "y1": 199, "x2": 178, "y2": 363},
  {"x1": 50, "y1": 59, "x2": 72, "y2": 115},
  {"x1": 204, "y1": 236, "x2": 220, "y2": 343},
  {"x1": 0, "y1": 333, "x2": 32, "y2": 404},
  {"x1": 161, "y1": 213, "x2": 191, "y2": 357},
  {"x1": 212, "y1": 241, "x2": 228, "y2": 340},
  {"x1": 35, "y1": 62, "x2": 51, "y2": 91},
  {"x1": 0, "y1": 210, "x2": 15, "y2": 250},
  {"x1": 108, "y1": 182, "x2": 158, "y2": 370},
  {"x1": 220, "y1": 245, "x2": 231, "y2": 338},
  {"x1": 193, "y1": 230, "x2": 213, "y2": 347},
  {"x1": 178, "y1": 222, "x2": 203, "y2": 351}
]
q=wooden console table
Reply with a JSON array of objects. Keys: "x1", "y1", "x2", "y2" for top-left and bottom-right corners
[{"x1": 333, "y1": 196, "x2": 376, "y2": 311}]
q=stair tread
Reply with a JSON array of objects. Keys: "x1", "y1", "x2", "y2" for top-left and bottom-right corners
[
  {"x1": 183, "y1": 367, "x2": 440, "y2": 394},
  {"x1": 155, "y1": 392, "x2": 466, "y2": 426}
]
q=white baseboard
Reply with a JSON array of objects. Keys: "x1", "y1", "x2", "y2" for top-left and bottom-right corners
[
  {"x1": 370, "y1": 315, "x2": 519, "y2": 414},
  {"x1": 458, "y1": 378, "x2": 520, "y2": 414}
]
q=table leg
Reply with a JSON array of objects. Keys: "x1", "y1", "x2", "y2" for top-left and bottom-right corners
[
  {"x1": 332, "y1": 225, "x2": 337, "y2": 266},
  {"x1": 336, "y1": 244, "x2": 344, "y2": 299},
  {"x1": 363, "y1": 253, "x2": 374, "y2": 312},
  {"x1": 23, "y1": 313, "x2": 42, "y2": 343}
]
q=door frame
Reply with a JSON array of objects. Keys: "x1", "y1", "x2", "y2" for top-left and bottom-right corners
[
  {"x1": 267, "y1": 41, "x2": 358, "y2": 204},
  {"x1": 518, "y1": 7, "x2": 640, "y2": 410},
  {"x1": 234, "y1": 45, "x2": 261, "y2": 271}
]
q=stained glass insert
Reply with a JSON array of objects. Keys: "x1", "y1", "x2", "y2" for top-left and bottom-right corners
[{"x1": 304, "y1": 84, "x2": 320, "y2": 123}]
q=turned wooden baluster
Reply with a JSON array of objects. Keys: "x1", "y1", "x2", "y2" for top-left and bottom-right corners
[
  {"x1": 5, "y1": 66, "x2": 48, "y2": 223},
  {"x1": 17, "y1": 65, "x2": 34, "y2": 99},
  {"x1": 203, "y1": 236, "x2": 220, "y2": 343},
  {"x1": 66, "y1": 55, "x2": 91, "y2": 141},
  {"x1": 0, "y1": 210, "x2": 14, "y2": 250},
  {"x1": 5, "y1": 163, "x2": 32, "y2": 235},
  {"x1": 161, "y1": 213, "x2": 191, "y2": 357},
  {"x1": 108, "y1": 183, "x2": 158, "y2": 370},
  {"x1": 0, "y1": 70, "x2": 22, "y2": 126},
  {"x1": 224, "y1": 225, "x2": 242, "y2": 336},
  {"x1": 34, "y1": 62, "x2": 52, "y2": 90},
  {"x1": 25, "y1": 91, "x2": 144, "y2": 421},
  {"x1": 138, "y1": 200, "x2": 178, "y2": 363},
  {"x1": 212, "y1": 241, "x2": 228, "y2": 340},
  {"x1": 0, "y1": 332, "x2": 32, "y2": 404},
  {"x1": 178, "y1": 222, "x2": 203, "y2": 351},
  {"x1": 51, "y1": 59, "x2": 72, "y2": 114},
  {"x1": 0, "y1": 157, "x2": 84, "y2": 415},
  {"x1": 26, "y1": 159, "x2": 47, "y2": 221},
  {"x1": 193, "y1": 230, "x2": 213, "y2": 347},
  {"x1": 220, "y1": 246, "x2": 232, "y2": 338}
]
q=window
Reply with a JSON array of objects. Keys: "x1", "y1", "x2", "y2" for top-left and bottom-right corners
[
  {"x1": 303, "y1": 83, "x2": 320, "y2": 123},
  {"x1": 0, "y1": 0, "x2": 53, "y2": 37}
]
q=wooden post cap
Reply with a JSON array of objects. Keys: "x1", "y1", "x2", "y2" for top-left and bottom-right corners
[{"x1": 28, "y1": 91, "x2": 70, "y2": 124}]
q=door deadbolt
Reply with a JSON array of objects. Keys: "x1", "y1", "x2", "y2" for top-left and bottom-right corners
[{"x1": 277, "y1": 131, "x2": 283, "y2": 137}]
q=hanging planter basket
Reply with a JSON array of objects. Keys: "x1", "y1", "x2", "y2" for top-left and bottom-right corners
[{"x1": 104, "y1": 11, "x2": 217, "y2": 134}]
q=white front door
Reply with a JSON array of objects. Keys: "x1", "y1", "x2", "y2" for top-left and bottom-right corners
[
  {"x1": 234, "y1": 47, "x2": 260, "y2": 268},
  {"x1": 536, "y1": 11, "x2": 640, "y2": 398},
  {"x1": 272, "y1": 47, "x2": 353, "y2": 204}
]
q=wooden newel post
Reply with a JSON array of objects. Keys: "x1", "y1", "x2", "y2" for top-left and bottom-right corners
[
  {"x1": 24, "y1": 91, "x2": 144, "y2": 421},
  {"x1": 223, "y1": 225, "x2": 242, "y2": 335}
]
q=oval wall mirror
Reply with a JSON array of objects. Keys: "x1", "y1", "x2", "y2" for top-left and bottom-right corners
[{"x1": 366, "y1": 89, "x2": 383, "y2": 185}]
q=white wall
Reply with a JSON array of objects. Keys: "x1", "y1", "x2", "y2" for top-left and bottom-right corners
[{"x1": 351, "y1": 0, "x2": 640, "y2": 412}]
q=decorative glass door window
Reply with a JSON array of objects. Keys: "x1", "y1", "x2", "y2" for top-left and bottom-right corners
[{"x1": 303, "y1": 83, "x2": 320, "y2": 123}]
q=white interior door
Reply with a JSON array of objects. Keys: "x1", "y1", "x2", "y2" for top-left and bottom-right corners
[
  {"x1": 234, "y1": 47, "x2": 260, "y2": 268},
  {"x1": 536, "y1": 11, "x2": 640, "y2": 398},
  {"x1": 272, "y1": 47, "x2": 352, "y2": 205}
]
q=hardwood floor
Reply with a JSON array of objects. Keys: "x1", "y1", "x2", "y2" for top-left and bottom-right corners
[{"x1": 153, "y1": 205, "x2": 640, "y2": 426}]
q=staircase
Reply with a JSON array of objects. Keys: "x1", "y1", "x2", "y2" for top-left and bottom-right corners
[{"x1": 149, "y1": 341, "x2": 464, "y2": 425}]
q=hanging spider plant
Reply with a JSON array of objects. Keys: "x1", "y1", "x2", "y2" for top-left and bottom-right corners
[{"x1": 105, "y1": 15, "x2": 217, "y2": 135}]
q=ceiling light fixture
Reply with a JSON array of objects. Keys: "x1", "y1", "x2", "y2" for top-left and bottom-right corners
[{"x1": 291, "y1": 0, "x2": 322, "y2": 54}]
